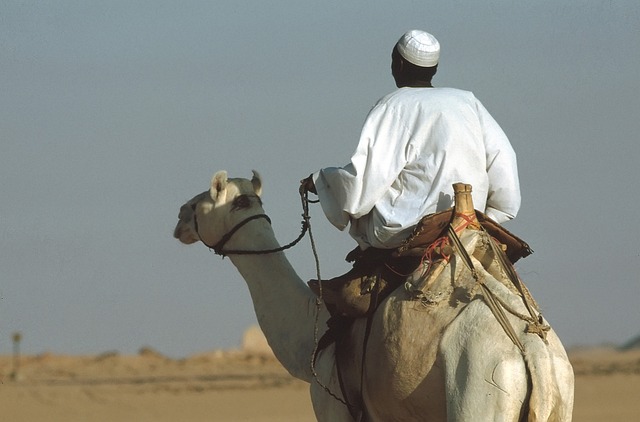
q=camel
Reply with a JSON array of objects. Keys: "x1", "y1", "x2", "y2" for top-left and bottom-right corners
[{"x1": 173, "y1": 170, "x2": 574, "y2": 421}]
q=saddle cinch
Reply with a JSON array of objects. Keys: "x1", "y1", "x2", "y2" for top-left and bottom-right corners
[{"x1": 307, "y1": 184, "x2": 532, "y2": 318}]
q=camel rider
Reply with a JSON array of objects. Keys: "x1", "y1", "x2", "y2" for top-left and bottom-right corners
[{"x1": 300, "y1": 30, "x2": 521, "y2": 296}]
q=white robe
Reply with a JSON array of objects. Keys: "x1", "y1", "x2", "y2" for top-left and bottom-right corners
[{"x1": 313, "y1": 87, "x2": 520, "y2": 249}]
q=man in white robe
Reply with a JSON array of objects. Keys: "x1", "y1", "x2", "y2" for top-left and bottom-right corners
[{"x1": 302, "y1": 30, "x2": 520, "y2": 252}]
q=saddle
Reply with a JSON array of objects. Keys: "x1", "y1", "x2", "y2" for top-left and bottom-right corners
[
  {"x1": 307, "y1": 206, "x2": 532, "y2": 319},
  {"x1": 307, "y1": 249, "x2": 421, "y2": 318},
  {"x1": 398, "y1": 207, "x2": 532, "y2": 263}
]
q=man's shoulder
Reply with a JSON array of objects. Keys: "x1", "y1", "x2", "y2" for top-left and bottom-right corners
[
  {"x1": 429, "y1": 87, "x2": 477, "y2": 101},
  {"x1": 382, "y1": 87, "x2": 475, "y2": 101}
]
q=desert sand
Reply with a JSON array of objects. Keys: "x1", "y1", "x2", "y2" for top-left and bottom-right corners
[{"x1": 1, "y1": 330, "x2": 639, "y2": 421}]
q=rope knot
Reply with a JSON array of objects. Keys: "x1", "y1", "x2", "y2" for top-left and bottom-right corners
[{"x1": 525, "y1": 315, "x2": 551, "y2": 343}]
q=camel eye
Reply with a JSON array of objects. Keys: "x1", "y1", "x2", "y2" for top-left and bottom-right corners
[
  {"x1": 178, "y1": 204, "x2": 195, "y2": 222},
  {"x1": 232, "y1": 195, "x2": 252, "y2": 210}
]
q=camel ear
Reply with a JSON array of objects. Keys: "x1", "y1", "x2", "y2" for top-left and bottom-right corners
[
  {"x1": 210, "y1": 170, "x2": 228, "y2": 200},
  {"x1": 251, "y1": 170, "x2": 263, "y2": 197}
]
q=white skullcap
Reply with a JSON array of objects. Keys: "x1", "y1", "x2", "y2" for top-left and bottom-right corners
[{"x1": 396, "y1": 30, "x2": 440, "y2": 67}]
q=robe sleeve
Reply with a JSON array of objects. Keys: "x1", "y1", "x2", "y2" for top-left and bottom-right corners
[
  {"x1": 476, "y1": 99, "x2": 521, "y2": 223},
  {"x1": 312, "y1": 103, "x2": 411, "y2": 231}
]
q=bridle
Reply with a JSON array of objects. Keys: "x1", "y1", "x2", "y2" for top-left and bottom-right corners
[
  {"x1": 195, "y1": 212, "x2": 273, "y2": 255},
  {"x1": 193, "y1": 192, "x2": 311, "y2": 258}
]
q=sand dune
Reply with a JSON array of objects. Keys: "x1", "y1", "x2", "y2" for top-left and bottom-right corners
[{"x1": 1, "y1": 336, "x2": 639, "y2": 421}]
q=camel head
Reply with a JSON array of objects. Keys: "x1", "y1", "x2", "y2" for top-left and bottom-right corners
[{"x1": 173, "y1": 170, "x2": 263, "y2": 247}]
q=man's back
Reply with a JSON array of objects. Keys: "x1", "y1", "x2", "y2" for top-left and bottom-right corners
[{"x1": 317, "y1": 86, "x2": 520, "y2": 249}]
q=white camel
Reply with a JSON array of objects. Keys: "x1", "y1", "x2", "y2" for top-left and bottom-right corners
[{"x1": 173, "y1": 170, "x2": 574, "y2": 421}]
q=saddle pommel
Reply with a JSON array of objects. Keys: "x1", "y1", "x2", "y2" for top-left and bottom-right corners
[{"x1": 452, "y1": 183, "x2": 480, "y2": 230}]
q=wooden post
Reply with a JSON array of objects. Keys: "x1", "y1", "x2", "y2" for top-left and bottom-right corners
[{"x1": 10, "y1": 332, "x2": 22, "y2": 382}]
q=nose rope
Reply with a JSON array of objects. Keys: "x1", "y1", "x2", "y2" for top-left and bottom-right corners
[{"x1": 303, "y1": 191, "x2": 356, "y2": 414}]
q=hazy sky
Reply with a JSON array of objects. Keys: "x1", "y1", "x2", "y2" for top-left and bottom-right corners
[{"x1": 1, "y1": 1, "x2": 639, "y2": 358}]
